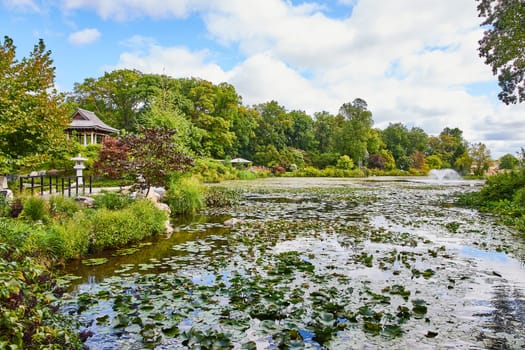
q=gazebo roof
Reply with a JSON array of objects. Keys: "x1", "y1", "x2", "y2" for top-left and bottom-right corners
[
  {"x1": 67, "y1": 108, "x2": 119, "y2": 134},
  {"x1": 230, "y1": 157, "x2": 252, "y2": 163}
]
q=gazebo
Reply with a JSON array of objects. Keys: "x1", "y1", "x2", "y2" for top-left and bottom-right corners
[
  {"x1": 66, "y1": 108, "x2": 119, "y2": 146},
  {"x1": 230, "y1": 157, "x2": 252, "y2": 168}
]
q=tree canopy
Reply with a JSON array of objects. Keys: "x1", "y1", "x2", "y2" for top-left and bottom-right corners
[
  {"x1": 477, "y1": 0, "x2": 525, "y2": 104},
  {"x1": 0, "y1": 36, "x2": 69, "y2": 174}
]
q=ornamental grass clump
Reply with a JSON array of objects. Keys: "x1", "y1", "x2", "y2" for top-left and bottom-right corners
[{"x1": 164, "y1": 176, "x2": 205, "y2": 215}]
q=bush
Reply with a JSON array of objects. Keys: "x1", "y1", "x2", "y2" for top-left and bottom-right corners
[
  {"x1": 0, "y1": 217, "x2": 32, "y2": 249},
  {"x1": 479, "y1": 169, "x2": 525, "y2": 202},
  {"x1": 90, "y1": 199, "x2": 167, "y2": 252},
  {"x1": 93, "y1": 191, "x2": 133, "y2": 210},
  {"x1": 0, "y1": 243, "x2": 83, "y2": 349},
  {"x1": 49, "y1": 195, "x2": 80, "y2": 221},
  {"x1": 0, "y1": 196, "x2": 9, "y2": 217},
  {"x1": 336, "y1": 155, "x2": 354, "y2": 170},
  {"x1": 51, "y1": 212, "x2": 92, "y2": 259},
  {"x1": 164, "y1": 176, "x2": 205, "y2": 215},
  {"x1": 20, "y1": 196, "x2": 49, "y2": 223},
  {"x1": 237, "y1": 170, "x2": 257, "y2": 180},
  {"x1": 128, "y1": 199, "x2": 168, "y2": 236}
]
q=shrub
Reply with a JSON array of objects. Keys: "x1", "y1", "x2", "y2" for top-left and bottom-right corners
[
  {"x1": 20, "y1": 196, "x2": 49, "y2": 223},
  {"x1": 513, "y1": 186, "x2": 525, "y2": 208},
  {"x1": 90, "y1": 199, "x2": 167, "y2": 252},
  {"x1": 49, "y1": 195, "x2": 80, "y2": 221},
  {"x1": 479, "y1": 169, "x2": 525, "y2": 202},
  {"x1": 51, "y1": 211, "x2": 92, "y2": 259},
  {"x1": 93, "y1": 191, "x2": 133, "y2": 210},
  {"x1": 0, "y1": 243, "x2": 83, "y2": 349},
  {"x1": 336, "y1": 155, "x2": 354, "y2": 170},
  {"x1": 128, "y1": 199, "x2": 168, "y2": 236},
  {"x1": 0, "y1": 217, "x2": 32, "y2": 249},
  {"x1": 0, "y1": 196, "x2": 9, "y2": 217},
  {"x1": 164, "y1": 176, "x2": 205, "y2": 215},
  {"x1": 237, "y1": 170, "x2": 257, "y2": 180}
]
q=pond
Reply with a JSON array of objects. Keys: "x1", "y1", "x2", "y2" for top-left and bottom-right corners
[{"x1": 59, "y1": 177, "x2": 525, "y2": 349}]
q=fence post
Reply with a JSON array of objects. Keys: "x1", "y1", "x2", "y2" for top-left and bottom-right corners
[
  {"x1": 31, "y1": 177, "x2": 34, "y2": 195},
  {"x1": 55, "y1": 176, "x2": 59, "y2": 194},
  {"x1": 19, "y1": 177, "x2": 23, "y2": 193},
  {"x1": 40, "y1": 175, "x2": 44, "y2": 196},
  {"x1": 68, "y1": 178, "x2": 71, "y2": 197},
  {"x1": 89, "y1": 176, "x2": 92, "y2": 194},
  {"x1": 61, "y1": 178, "x2": 65, "y2": 197}
]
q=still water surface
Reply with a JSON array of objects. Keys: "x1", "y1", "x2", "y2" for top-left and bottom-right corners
[{"x1": 61, "y1": 177, "x2": 525, "y2": 349}]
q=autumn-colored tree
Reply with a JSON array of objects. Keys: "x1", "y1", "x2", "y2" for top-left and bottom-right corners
[
  {"x1": 0, "y1": 36, "x2": 69, "y2": 173},
  {"x1": 94, "y1": 127, "x2": 194, "y2": 190}
]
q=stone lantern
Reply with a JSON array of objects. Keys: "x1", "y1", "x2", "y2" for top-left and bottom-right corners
[{"x1": 71, "y1": 153, "x2": 87, "y2": 185}]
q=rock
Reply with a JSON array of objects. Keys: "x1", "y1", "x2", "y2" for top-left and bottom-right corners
[
  {"x1": 155, "y1": 202, "x2": 171, "y2": 214},
  {"x1": 0, "y1": 189, "x2": 13, "y2": 201},
  {"x1": 0, "y1": 176, "x2": 8, "y2": 189},
  {"x1": 164, "y1": 220, "x2": 174, "y2": 235},
  {"x1": 75, "y1": 196, "x2": 95, "y2": 207},
  {"x1": 146, "y1": 189, "x2": 160, "y2": 203}
]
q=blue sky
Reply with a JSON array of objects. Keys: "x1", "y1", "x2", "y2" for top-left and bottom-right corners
[{"x1": 1, "y1": 0, "x2": 524, "y2": 158}]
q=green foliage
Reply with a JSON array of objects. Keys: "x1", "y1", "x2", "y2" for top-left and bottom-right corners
[
  {"x1": 477, "y1": 0, "x2": 525, "y2": 104},
  {"x1": 93, "y1": 191, "x2": 133, "y2": 210},
  {"x1": 499, "y1": 153, "x2": 518, "y2": 169},
  {"x1": 50, "y1": 212, "x2": 91, "y2": 259},
  {"x1": 237, "y1": 170, "x2": 257, "y2": 180},
  {"x1": 20, "y1": 196, "x2": 49, "y2": 223},
  {"x1": 0, "y1": 36, "x2": 69, "y2": 173},
  {"x1": 91, "y1": 199, "x2": 167, "y2": 252},
  {"x1": 0, "y1": 243, "x2": 83, "y2": 349},
  {"x1": 164, "y1": 176, "x2": 205, "y2": 215},
  {"x1": 480, "y1": 169, "x2": 525, "y2": 202},
  {"x1": 336, "y1": 155, "x2": 354, "y2": 170},
  {"x1": 0, "y1": 196, "x2": 9, "y2": 217},
  {"x1": 336, "y1": 98, "x2": 373, "y2": 164},
  {"x1": 457, "y1": 169, "x2": 525, "y2": 233},
  {"x1": 48, "y1": 195, "x2": 80, "y2": 221}
]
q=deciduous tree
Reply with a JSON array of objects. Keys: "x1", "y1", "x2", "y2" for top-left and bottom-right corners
[
  {"x1": 94, "y1": 127, "x2": 194, "y2": 190},
  {"x1": 0, "y1": 36, "x2": 69, "y2": 173},
  {"x1": 477, "y1": 0, "x2": 525, "y2": 104}
]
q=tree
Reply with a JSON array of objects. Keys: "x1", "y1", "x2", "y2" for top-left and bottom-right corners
[
  {"x1": 313, "y1": 111, "x2": 341, "y2": 154},
  {"x1": 499, "y1": 153, "x2": 518, "y2": 169},
  {"x1": 94, "y1": 127, "x2": 194, "y2": 190},
  {"x1": 0, "y1": 36, "x2": 69, "y2": 173},
  {"x1": 69, "y1": 69, "x2": 145, "y2": 131},
  {"x1": 469, "y1": 142, "x2": 492, "y2": 176},
  {"x1": 336, "y1": 98, "x2": 374, "y2": 165},
  {"x1": 477, "y1": 0, "x2": 525, "y2": 104},
  {"x1": 285, "y1": 110, "x2": 316, "y2": 151}
]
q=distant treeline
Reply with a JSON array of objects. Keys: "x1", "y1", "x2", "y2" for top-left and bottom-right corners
[{"x1": 67, "y1": 69, "x2": 493, "y2": 174}]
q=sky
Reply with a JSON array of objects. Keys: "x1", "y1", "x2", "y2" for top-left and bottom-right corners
[{"x1": 1, "y1": 0, "x2": 524, "y2": 159}]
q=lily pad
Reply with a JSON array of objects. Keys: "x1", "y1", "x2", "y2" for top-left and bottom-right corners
[{"x1": 81, "y1": 258, "x2": 108, "y2": 266}]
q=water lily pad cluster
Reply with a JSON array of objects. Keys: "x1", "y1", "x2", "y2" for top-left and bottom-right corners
[{"x1": 59, "y1": 181, "x2": 525, "y2": 349}]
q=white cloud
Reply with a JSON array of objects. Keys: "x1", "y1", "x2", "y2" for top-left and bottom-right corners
[
  {"x1": 68, "y1": 28, "x2": 101, "y2": 45},
  {"x1": 61, "y1": 0, "x2": 523, "y2": 157},
  {"x1": 112, "y1": 44, "x2": 228, "y2": 83}
]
